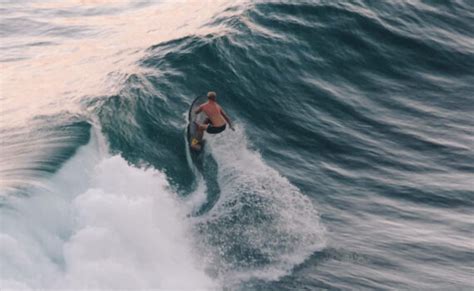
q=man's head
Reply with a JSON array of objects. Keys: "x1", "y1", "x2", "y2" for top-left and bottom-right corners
[{"x1": 207, "y1": 91, "x2": 217, "y2": 101}]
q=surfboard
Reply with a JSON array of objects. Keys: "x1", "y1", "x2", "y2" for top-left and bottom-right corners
[{"x1": 187, "y1": 95, "x2": 208, "y2": 152}]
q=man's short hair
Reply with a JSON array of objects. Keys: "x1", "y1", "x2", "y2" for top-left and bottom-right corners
[{"x1": 207, "y1": 91, "x2": 217, "y2": 100}]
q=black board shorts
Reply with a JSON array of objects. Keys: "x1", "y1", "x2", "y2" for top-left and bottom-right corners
[{"x1": 207, "y1": 123, "x2": 226, "y2": 134}]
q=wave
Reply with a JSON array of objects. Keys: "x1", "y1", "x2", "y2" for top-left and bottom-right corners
[{"x1": 2, "y1": 0, "x2": 473, "y2": 289}]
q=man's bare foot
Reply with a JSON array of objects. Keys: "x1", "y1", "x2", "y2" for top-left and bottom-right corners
[{"x1": 191, "y1": 137, "x2": 202, "y2": 150}]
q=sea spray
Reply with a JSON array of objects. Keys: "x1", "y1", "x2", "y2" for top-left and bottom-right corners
[{"x1": 195, "y1": 126, "x2": 326, "y2": 286}]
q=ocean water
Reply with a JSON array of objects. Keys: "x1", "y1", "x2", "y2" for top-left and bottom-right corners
[{"x1": 1, "y1": 0, "x2": 473, "y2": 290}]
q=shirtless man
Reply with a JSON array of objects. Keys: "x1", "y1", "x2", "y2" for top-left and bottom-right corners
[{"x1": 194, "y1": 91, "x2": 234, "y2": 140}]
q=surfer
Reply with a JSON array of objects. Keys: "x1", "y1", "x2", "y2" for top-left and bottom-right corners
[{"x1": 194, "y1": 91, "x2": 234, "y2": 138}]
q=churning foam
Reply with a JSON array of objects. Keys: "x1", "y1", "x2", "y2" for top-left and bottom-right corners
[
  {"x1": 197, "y1": 126, "x2": 326, "y2": 285},
  {"x1": 1, "y1": 125, "x2": 325, "y2": 289},
  {"x1": 0, "y1": 131, "x2": 216, "y2": 289}
]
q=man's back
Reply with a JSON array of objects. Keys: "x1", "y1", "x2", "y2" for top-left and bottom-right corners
[
  {"x1": 192, "y1": 91, "x2": 234, "y2": 145},
  {"x1": 201, "y1": 101, "x2": 226, "y2": 127}
]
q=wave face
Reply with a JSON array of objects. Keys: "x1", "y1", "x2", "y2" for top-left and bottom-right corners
[{"x1": 1, "y1": 0, "x2": 473, "y2": 289}]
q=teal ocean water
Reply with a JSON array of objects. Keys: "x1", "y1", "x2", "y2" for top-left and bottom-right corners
[{"x1": 1, "y1": 1, "x2": 473, "y2": 289}]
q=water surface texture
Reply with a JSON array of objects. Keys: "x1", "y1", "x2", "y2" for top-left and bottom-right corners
[{"x1": 1, "y1": 1, "x2": 473, "y2": 289}]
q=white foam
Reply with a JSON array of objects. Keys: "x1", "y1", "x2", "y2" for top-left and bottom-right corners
[
  {"x1": 197, "y1": 125, "x2": 326, "y2": 285},
  {"x1": 0, "y1": 131, "x2": 216, "y2": 289}
]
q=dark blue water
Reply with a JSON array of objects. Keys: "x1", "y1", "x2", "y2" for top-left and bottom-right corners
[{"x1": 1, "y1": 1, "x2": 473, "y2": 289}]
